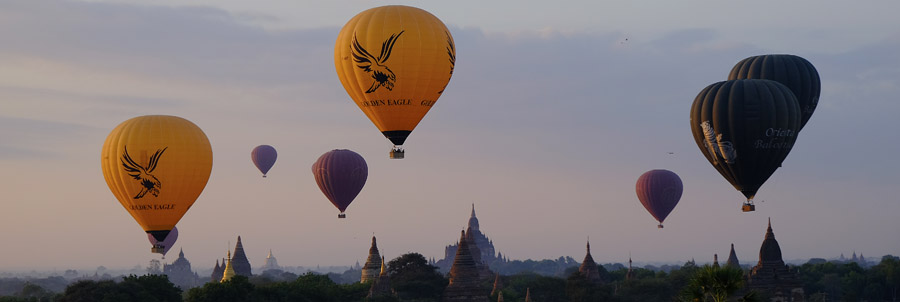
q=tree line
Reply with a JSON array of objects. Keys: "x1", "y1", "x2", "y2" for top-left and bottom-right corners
[{"x1": 1, "y1": 254, "x2": 897, "y2": 301}]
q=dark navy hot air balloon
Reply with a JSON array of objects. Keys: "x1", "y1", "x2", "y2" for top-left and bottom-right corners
[
  {"x1": 311, "y1": 149, "x2": 368, "y2": 218},
  {"x1": 147, "y1": 226, "x2": 178, "y2": 257},
  {"x1": 728, "y1": 54, "x2": 820, "y2": 131},
  {"x1": 636, "y1": 169, "x2": 683, "y2": 228},
  {"x1": 689, "y1": 79, "x2": 801, "y2": 212},
  {"x1": 251, "y1": 145, "x2": 278, "y2": 178}
]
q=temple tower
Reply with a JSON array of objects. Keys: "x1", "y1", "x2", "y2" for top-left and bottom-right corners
[
  {"x1": 367, "y1": 256, "x2": 395, "y2": 299},
  {"x1": 361, "y1": 236, "x2": 382, "y2": 283},
  {"x1": 438, "y1": 205, "x2": 499, "y2": 272},
  {"x1": 625, "y1": 256, "x2": 634, "y2": 281},
  {"x1": 231, "y1": 236, "x2": 252, "y2": 277},
  {"x1": 164, "y1": 248, "x2": 198, "y2": 289},
  {"x1": 747, "y1": 218, "x2": 804, "y2": 301},
  {"x1": 726, "y1": 243, "x2": 740, "y2": 269},
  {"x1": 261, "y1": 249, "x2": 280, "y2": 272},
  {"x1": 443, "y1": 230, "x2": 489, "y2": 302},
  {"x1": 221, "y1": 250, "x2": 235, "y2": 282},
  {"x1": 578, "y1": 239, "x2": 603, "y2": 284},
  {"x1": 211, "y1": 259, "x2": 222, "y2": 282}
]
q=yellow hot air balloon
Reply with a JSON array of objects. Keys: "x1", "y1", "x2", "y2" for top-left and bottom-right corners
[
  {"x1": 101, "y1": 115, "x2": 212, "y2": 253},
  {"x1": 335, "y1": 5, "x2": 456, "y2": 159}
]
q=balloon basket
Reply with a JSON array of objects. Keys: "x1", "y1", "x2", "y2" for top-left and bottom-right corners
[
  {"x1": 390, "y1": 147, "x2": 405, "y2": 159},
  {"x1": 338, "y1": 213, "x2": 346, "y2": 218},
  {"x1": 262, "y1": 175, "x2": 267, "y2": 178},
  {"x1": 657, "y1": 224, "x2": 664, "y2": 229},
  {"x1": 151, "y1": 245, "x2": 164, "y2": 254},
  {"x1": 742, "y1": 203, "x2": 755, "y2": 212}
]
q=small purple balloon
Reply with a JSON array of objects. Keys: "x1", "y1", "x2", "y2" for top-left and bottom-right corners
[
  {"x1": 311, "y1": 149, "x2": 368, "y2": 218},
  {"x1": 251, "y1": 145, "x2": 278, "y2": 177},
  {"x1": 636, "y1": 169, "x2": 683, "y2": 228},
  {"x1": 148, "y1": 226, "x2": 178, "y2": 256}
]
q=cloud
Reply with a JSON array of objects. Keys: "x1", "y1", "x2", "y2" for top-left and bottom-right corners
[{"x1": 0, "y1": 116, "x2": 100, "y2": 160}]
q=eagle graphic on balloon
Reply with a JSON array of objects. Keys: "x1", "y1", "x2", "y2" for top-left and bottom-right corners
[
  {"x1": 352, "y1": 31, "x2": 404, "y2": 93},
  {"x1": 121, "y1": 146, "x2": 167, "y2": 199}
]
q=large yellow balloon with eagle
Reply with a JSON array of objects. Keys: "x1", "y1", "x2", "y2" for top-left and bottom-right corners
[
  {"x1": 101, "y1": 115, "x2": 212, "y2": 252},
  {"x1": 334, "y1": 5, "x2": 456, "y2": 159}
]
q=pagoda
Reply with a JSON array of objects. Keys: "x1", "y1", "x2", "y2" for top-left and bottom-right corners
[
  {"x1": 210, "y1": 259, "x2": 223, "y2": 282},
  {"x1": 726, "y1": 243, "x2": 740, "y2": 269},
  {"x1": 231, "y1": 236, "x2": 252, "y2": 277},
  {"x1": 261, "y1": 249, "x2": 280, "y2": 272},
  {"x1": 163, "y1": 249, "x2": 200, "y2": 289},
  {"x1": 578, "y1": 240, "x2": 603, "y2": 284},
  {"x1": 361, "y1": 236, "x2": 382, "y2": 283},
  {"x1": 367, "y1": 256, "x2": 395, "y2": 299},
  {"x1": 221, "y1": 250, "x2": 235, "y2": 282},
  {"x1": 438, "y1": 205, "x2": 499, "y2": 272},
  {"x1": 746, "y1": 218, "x2": 804, "y2": 301},
  {"x1": 442, "y1": 230, "x2": 489, "y2": 302}
]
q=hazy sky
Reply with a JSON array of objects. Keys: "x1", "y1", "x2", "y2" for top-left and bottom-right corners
[{"x1": 1, "y1": 0, "x2": 899, "y2": 272}]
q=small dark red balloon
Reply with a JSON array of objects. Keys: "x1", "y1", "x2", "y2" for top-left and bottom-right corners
[
  {"x1": 311, "y1": 149, "x2": 368, "y2": 218},
  {"x1": 636, "y1": 169, "x2": 683, "y2": 228},
  {"x1": 251, "y1": 145, "x2": 277, "y2": 177}
]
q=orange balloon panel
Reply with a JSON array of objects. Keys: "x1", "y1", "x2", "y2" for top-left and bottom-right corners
[
  {"x1": 335, "y1": 5, "x2": 455, "y2": 146},
  {"x1": 101, "y1": 115, "x2": 212, "y2": 234}
]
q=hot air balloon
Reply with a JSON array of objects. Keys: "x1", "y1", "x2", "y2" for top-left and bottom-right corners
[
  {"x1": 636, "y1": 169, "x2": 683, "y2": 228},
  {"x1": 689, "y1": 79, "x2": 801, "y2": 212},
  {"x1": 728, "y1": 54, "x2": 820, "y2": 130},
  {"x1": 311, "y1": 149, "x2": 368, "y2": 218},
  {"x1": 251, "y1": 145, "x2": 277, "y2": 178},
  {"x1": 148, "y1": 226, "x2": 178, "y2": 257},
  {"x1": 101, "y1": 115, "x2": 213, "y2": 253},
  {"x1": 334, "y1": 5, "x2": 456, "y2": 159}
]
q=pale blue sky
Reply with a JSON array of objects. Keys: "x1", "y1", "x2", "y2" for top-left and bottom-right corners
[{"x1": 1, "y1": 0, "x2": 898, "y2": 271}]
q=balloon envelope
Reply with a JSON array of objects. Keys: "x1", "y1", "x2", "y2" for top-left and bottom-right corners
[
  {"x1": 148, "y1": 226, "x2": 178, "y2": 256},
  {"x1": 728, "y1": 54, "x2": 820, "y2": 130},
  {"x1": 251, "y1": 145, "x2": 277, "y2": 177},
  {"x1": 334, "y1": 5, "x2": 456, "y2": 152},
  {"x1": 311, "y1": 149, "x2": 368, "y2": 217},
  {"x1": 101, "y1": 115, "x2": 213, "y2": 242},
  {"x1": 689, "y1": 79, "x2": 800, "y2": 208},
  {"x1": 635, "y1": 169, "x2": 683, "y2": 227}
]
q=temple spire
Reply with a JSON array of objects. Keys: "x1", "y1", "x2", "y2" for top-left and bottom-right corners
[
  {"x1": 726, "y1": 243, "x2": 740, "y2": 269},
  {"x1": 586, "y1": 237, "x2": 591, "y2": 254},
  {"x1": 221, "y1": 250, "x2": 235, "y2": 282},
  {"x1": 361, "y1": 235, "x2": 382, "y2": 283},
  {"x1": 625, "y1": 252, "x2": 635, "y2": 281},
  {"x1": 579, "y1": 238, "x2": 602, "y2": 284},
  {"x1": 443, "y1": 230, "x2": 488, "y2": 301},
  {"x1": 713, "y1": 254, "x2": 720, "y2": 268},
  {"x1": 468, "y1": 204, "x2": 480, "y2": 232}
]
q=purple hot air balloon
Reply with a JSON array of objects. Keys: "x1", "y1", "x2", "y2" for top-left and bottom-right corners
[
  {"x1": 148, "y1": 226, "x2": 178, "y2": 257},
  {"x1": 311, "y1": 149, "x2": 368, "y2": 218},
  {"x1": 251, "y1": 145, "x2": 278, "y2": 178},
  {"x1": 636, "y1": 169, "x2": 683, "y2": 228}
]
